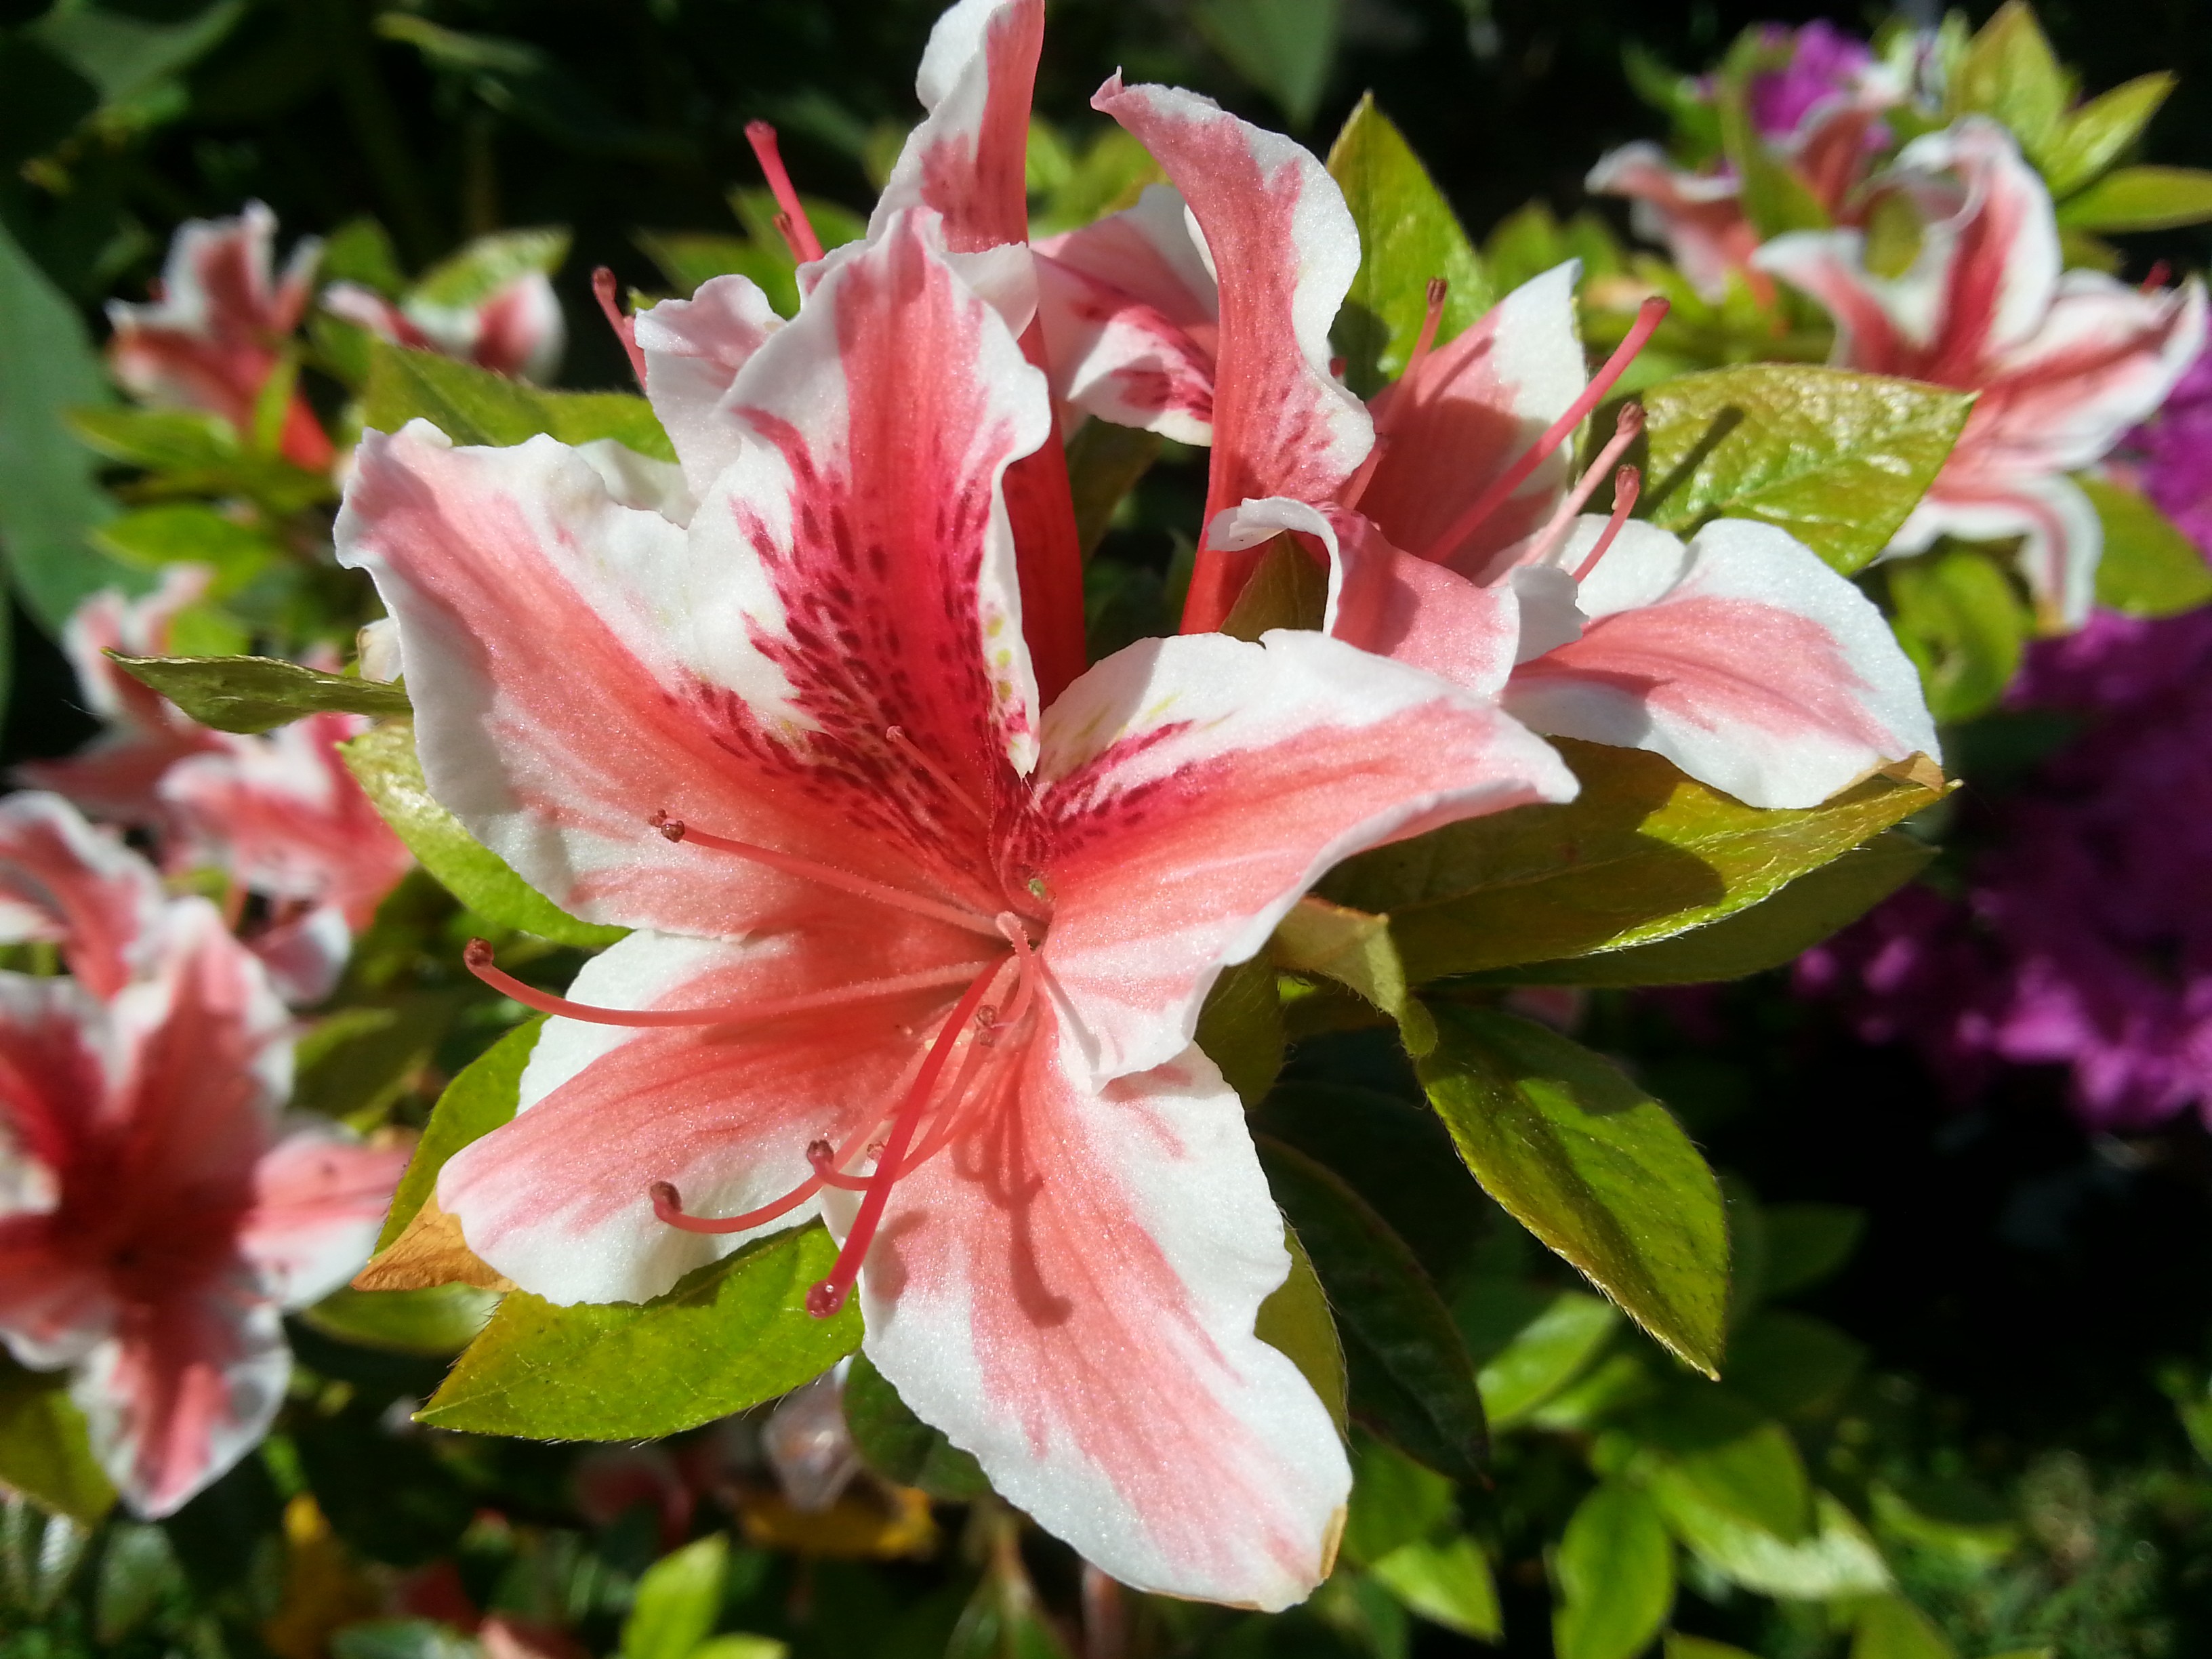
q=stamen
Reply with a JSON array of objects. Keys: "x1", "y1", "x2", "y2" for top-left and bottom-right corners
[
  {"x1": 2143, "y1": 260, "x2": 2173, "y2": 294},
  {"x1": 1343, "y1": 278, "x2": 1452, "y2": 511},
  {"x1": 895, "y1": 941, "x2": 1040, "y2": 1178},
  {"x1": 465, "y1": 939, "x2": 980, "y2": 1027},
  {"x1": 886, "y1": 726, "x2": 989, "y2": 825},
  {"x1": 1402, "y1": 277, "x2": 1448, "y2": 382},
  {"x1": 1519, "y1": 403, "x2": 1644, "y2": 570},
  {"x1": 745, "y1": 121, "x2": 826, "y2": 264},
  {"x1": 808, "y1": 961, "x2": 1010, "y2": 1317},
  {"x1": 1571, "y1": 466, "x2": 1643, "y2": 584},
  {"x1": 808, "y1": 1137, "x2": 869, "y2": 1191},
  {"x1": 1419, "y1": 295, "x2": 1669, "y2": 563},
  {"x1": 653, "y1": 812, "x2": 1000, "y2": 935},
  {"x1": 593, "y1": 268, "x2": 650, "y2": 390}
]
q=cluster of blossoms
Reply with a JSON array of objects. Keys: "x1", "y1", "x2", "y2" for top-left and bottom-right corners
[{"x1": 333, "y1": 0, "x2": 1936, "y2": 1609}]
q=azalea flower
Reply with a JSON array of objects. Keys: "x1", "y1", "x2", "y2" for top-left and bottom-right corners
[
  {"x1": 107, "y1": 202, "x2": 333, "y2": 472},
  {"x1": 322, "y1": 270, "x2": 566, "y2": 383},
  {"x1": 1075, "y1": 78, "x2": 1937, "y2": 808},
  {"x1": 2114, "y1": 340, "x2": 2212, "y2": 554},
  {"x1": 337, "y1": 207, "x2": 1578, "y2": 1606},
  {"x1": 16, "y1": 569, "x2": 231, "y2": 830},
  {"x1": 0, "y1": 792, "x2": 167, "y2": 998},
  {"x1": 0, "y1": 887, "x2": 406, "y2": 1517},
  {"x1": 1758, "y1": 118, "x2": 2209, "y2": 626}
]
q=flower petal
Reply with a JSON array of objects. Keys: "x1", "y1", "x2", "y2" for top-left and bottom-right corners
[
  {"x1": 237, "y1": 1118, "x2": 410, "y2": 1309},
  {"x1": 1505, "y1": 517, "x2": 1940, "y2": 808},
  {"x1": 1586, "y1": 143, "x2": 1760, "y2": 303},
  {"x1": 843, "y1": 1014, "x2": 1348, "y2": 1609},
  {"x1": 1893, "y1": 467, "x2": 2106, "y2": 628},
  {"x1": 1753, "y1": 229, "x2": 1912, "y2": 373},
  {"x1": 441, "y1": 925, "x2": 994, "y2": 1305},
  {"x1": 1092, "y1": 77, "x2": 1372, "y2": 623},
  {"x1": 1030, "y1": 628, "x2": 1578, "y2": 1080},
  {"x1": 871, "y1": 0, "x2": 1044, "y2": 252},
  {"x1": 632, "y1": 275, "x2": 783, "y2": 494},
  {"x1": 1359, "y1": 263, "x2": 1588, "y2": 575},
  {"x1": 1893, "y1": 117, "x2": 2061, "y2": 365},
  {"x1": 71, "y1": 1274, "x2": 289, "y2": 1519},
  {"x1": 0, "y1": 792, "x2": 167, "y2": 998}
]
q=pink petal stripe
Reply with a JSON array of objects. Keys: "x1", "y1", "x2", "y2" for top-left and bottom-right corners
[
  {"x1": 0, "y1": 792, "x2": 168, "y2": 998},
  {"x1": 871, "y1": 0, "x2": 1044, "y2": 253}
]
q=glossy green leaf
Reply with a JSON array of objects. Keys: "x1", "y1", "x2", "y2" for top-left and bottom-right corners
[
  {"x1": 2043, "y1": 73, "x2": 2174, "y2": 196},
  {"x1": 91, "y1": 504, "x2": 276, "y2": 596},
  {"x1": 1326, "y1": 95, "x2": 1490, "y2": 395},
  {"x1": 1947, "y1": 2, "x2": 2070, "y2": 155},
  {"x1": 2055, "y1": 165, "x2": 2212, "y2": 232},
  {"x1": 1757, "y1": 1203, "x2": 1866, "y2": 1299},
  {"x1": 1639, "y1": 366, "x2": 1973, "y2": 574},
  {"x1": 1257, "y1": 1137, "x2": 1487, "y2": 1479},
  {"x1": 1725, "y1": 1311, "x2": 1866, "y2": 1418},
  {"x1": 1888, "y1": 542, "x2": 2032, "y2": 721},
  {"x1": 1193, "y1": 952, "x2": 1285, "y2": 1107},
  {"x1": 622, "y1": 1533, "x2": 729, "y2": 1659},
  {"x1": 1417, "y1": 1005, "x2": 1729, "y2": 1375},
  {"x1": 378, "y1": 1019, "x2": 539, "y2": 1248},
  {"x1": 418, "y1": 1225, "x2": 859, "y2": 1439},
  {"x1": 1372, "y1": 1535, "x2": 1502, "y2": 1641},
  {"x1": 2084, "y1": 474, "x2": 2212, "y2": 617},
  {"x1": 323, "y1": 218, "x2": 408, "y2": 297},
  {"x1": 110, "y1": 653, "x2": 412, "y2": 734},
  {"x1": 363, "y1": 340, "x2": 676, "y2": 461},
  {"x1": 1475, "y1": 1291, "x2": 1620, "y2": 1429},
  {"x1": 411, "y1": 228, "x2": 569, "y2": 309},
  {"x1": 1554, "y1": 1481, "x2": 1674, "y2": 1659},
  {"x1": 1256, "y1": 1225, "x2": 1349, "y2": 1437},
  {"x1": 1324, "y1": 739, "x2": 1944, "y2": 984},
  {"x1": 299, "y1": 1284, "x2": 500, "y2": 1355},
  {"x1": 0, "y1": 1359, "x2": 115, "y2": 1523},
  {"x1": 1851, "y1": 1595, "x2": 1958, "y2": 1659},
  {"x1": 1655, "y1": 1485, "x2": 1888, "y2": 1599},
  {"x1": 1192, "y1": 0, "x2": 1340, "y2": 129},
  {"x1": 342, "y1": 722, "x2": 626, "y2": 948},
  {"x1": 688, "y1": 1639, "x2": 785, "y2": 1659},
  {"x1": 844, "y1": 1351, "x2": 991, "y2": 1500},
  {"x1": 1469, "y1": 832, "x2": 1933, "y2": 987},
  {"x1": 0, "y1": 221, "x2": 131, "y2": 632}
]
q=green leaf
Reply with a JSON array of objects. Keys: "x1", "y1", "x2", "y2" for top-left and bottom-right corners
[
  {"x1": 1191, "y1": 0, "x2": 1340, "y2": 129},
  {"x1": 0, "y1": 1358, "x2": 115, "y2": 1523},
  {"x1": 1714, "y1": 33, "x2": 1830, "y2": 240},
  {"x1": 411, "y1": 228, "x2": 569, "y2": 310},
  {"x1": 1273, "y1": 895, "x2": 1410, "y2": 1012},
  {"x1": 1065, "y1": 418, "x2": 1162, "y2": 557},
  {"x1": 109, "y1": 653, "x2": 413, "y2": 735},
  {"x1": 2055, "y1": 165, "x2": 2212, "y2": 232},
  {"x1": 1416, "y1": 1006, "x2": 1729, "y2": 1376},
  {"x1": 1638, "y1": 1390, "x2": 1810, "y2": 1540},
  {"x1": 342, "y1": 722, "x2": 627, "y2": 948},
  {"x1": 1469, "y1": 832, "x2": 1933, "y2": 987},
  {"x1": 323, "y1": 218, "x2": 408, "y2": 298},
  {"x1": 1474, "y1": 1291, "x2": 1620, "y2": 1429},
  {"x1": 1256, "y1": 1138, "x2": 1488, "y2": 1479},
  {"x1": 1867, "y1": 1479, "x2": 2020, "y2": 1570},
  {"x1": 67, "y1": 406, "x2": 237, "y2": 470},
  {"x1": 1341, "y1": 1435, "x2": 1456, "y2": 1565},
  {"x1": 2083, "y1": 474, "x2": 2212, "y2": 617},
  {"x1": 380, "y1": 1019, "x2": 541, "y2": 1249},
  {"x1": 1851, "y1": 1595, "x2": 1959, "y2": 1659},
  {"x1": 1654, "y1": 1485, "x2": 1889, "y2": 1599},
  {"x1": 298, "y1": 1284, "x2": 500, "y2": 1355},
  {"x1": 1326, "y1": 94, "x2": 1490, "y2": 396},
  {"x1": 0, "y1": 220, "x2": 131, "y2": 631},
  {"x1": 417, "y1": 1225, "x2": 859, "y2": 1439},
  {"x1": 1218, "y1": 535, "x2": 1327, "y2": 640},
  {"x1": 844, "y1": 1352, "x2": 992, "y2": 1500},
  {"x1": 332, "y1": 1622, "x2": 480, "y2": 1659},
  {"x1": 1887, "y1": 543, "x2": 2032, "y2": 721},
  {"x1": 363, "y1": 341, "x2": 676, "y2": 461},
  {"x1": 1947, "y1": 2, "x2": 2072, "y2": 156},
  {"x1": 1757, "y1": 1203, "x2": 1865, "y2": 1299},
  {"x1": 1256, "y1": 1225, "x2": 1349, "y2": 1437},
  {"x1": 2043, "y1": 73, "x2": 2173, "y2": 196},
  {"x1": 1193, "y1": 952, "x2": 1285, "y2": 1107},
  {"x1": 1724, "y1": 1311, "x2": 1866, "y2": 1418},
  {"x1": 28, "y1": 0, "x2": 246, "y2": 113},
  {"x1": 91, "y1": 504, "x2": 278, "y2": 596},
  {"x1": 1553, "y1": 1481, "x2": 1675, "y2": 1659},
  {"x1": 1639, "y1": 366, "x2": 1974, "y2": 574},
  {"x1": 622, "y1": 1533, "x2": 729, "y2": 1659},
  {"x1": 1324, "y1": 739, "x2": 1945, "y2": 984},
  {"x1": 634, "y1": 232, "x2": 792, "y2": 306},
  {"x1": 1372, "y1": 1535, "x2": 1502, "y2": 1641}
]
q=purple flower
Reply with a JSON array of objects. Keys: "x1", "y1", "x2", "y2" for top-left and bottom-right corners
[
  {"x1": 2125, "y1": 344, "x2": 2212, "y2": 553},
  {"x1": 1748, "y1": 22, "x2": 1879, "y2": 142}
]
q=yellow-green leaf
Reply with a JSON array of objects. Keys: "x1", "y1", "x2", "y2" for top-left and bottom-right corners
[
  {"x1": 0, "y1": 1359, "x2": 115, "y2": 1523},
  {"x1": 1554, "y1": 1481, "x2": 1675, "y2": 1659},
  {"x1": 2055, "y1": 165, "x2": 2212, "y2": 232},
  {"x1": 364, "y1": 340, "x2": 675, "y2": 460},
  {"x1": 377, "y1": 1019, "x2": 541, "y2": 1250},
  {"x1": 2084, "y1": 474, "x2": 2212, "y2": 617},
  {"x1": 1256, "y1": 1225, "x2": 1349, "y2": 1437},
  {"x1": 110, "y1": 654, "x2": 411, "y2": 735}
]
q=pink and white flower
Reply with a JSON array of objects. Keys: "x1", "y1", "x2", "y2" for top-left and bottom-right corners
[
  {"x1": 107, "y1": 203, "x2": 333, "y2": 472},
  {"x1": 323, "y1": 272, "x2": 566, "y2": 383},
  {"x1": 0, "y1": 792, "x2": 167, "y2": 998},
  {"x1": 337, "y1": 207, "x2": 1578, "y2": 1606},
  {"x1": 1086, "y1": 81, "x2": 1937, "y2": 807},
  {"x1": 0, "y1": 895, "x2": 405, "y2": 1517},
  {"x1": 1758, "y1": 118, "x2": 2209, "y2": 625}
]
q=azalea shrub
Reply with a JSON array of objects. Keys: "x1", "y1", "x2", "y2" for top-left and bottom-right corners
[{"x1": 6, "y1": 2, "x2": 2212, "y2": 1657}]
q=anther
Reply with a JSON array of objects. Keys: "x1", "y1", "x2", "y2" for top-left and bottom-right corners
[
  {"x1": 745, "y1": 121, "x2": 825, "y2": 264},
  {"x1": 1519, "y1": 403, "x2": 1645, "y2": 569},
  {"x1": 592, "y1": 268, "x2": 650, "y2": 390},
  {"x1": 1572, "y1": 466, "x2": 1643, "y2": 584}
]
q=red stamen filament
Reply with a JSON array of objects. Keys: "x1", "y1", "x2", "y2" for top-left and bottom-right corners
[
  {"x1": 745, "y1": 121, "x2": 826, "y2": 264},
  {"x1": 886, "y1": 725, "x2": 989, "y2": 825},
  {"x1": 1572, "y1": 466, "x2": 1643, "y2": 583},
  {"x1": 895, "y1": 943, "x2": 1040, "y2": 1178},
  {"x1": 592, "y1": 268, "x2": 649, "y2": 390},
  {"x1": 1418, "y1": 296, "x2": 1668, "y2": 563},
  {"x1": 653, "y1": 812, "x2": 1000, "y2": 935},
  {"x1": 653, "y1": 1104, "x2": 893, "y2": 1236},
  {"x1": 464, "y1": 939, "x2": 979, "y2": 1028},
  {"x1": 1519, "y1": 402, "x2": 1644, "y2": 569},
  {"x1": 808, "y1": 954, "x2": 1014, "y2": 1317},
  {"x1": 1340, "y1": 279, "x2": 1448, "y2": 510},
  {"x1": 1401, "y1": 277, "x2": 1449, "y2": 384}
]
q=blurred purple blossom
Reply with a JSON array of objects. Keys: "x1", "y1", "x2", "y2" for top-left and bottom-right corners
[
  {"x1": 1748, "y1": 21, "x2": 1879, "y2": 140},
  {"x1": 2125, "y1": 344, "x2": 2212, "y2": 552}
]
